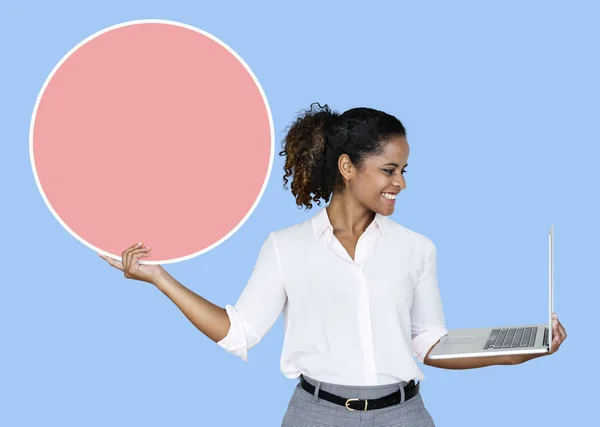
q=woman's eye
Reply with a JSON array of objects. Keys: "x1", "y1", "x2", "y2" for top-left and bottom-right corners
[
  {"x1": 401, "y1": 169, "x2": 407, "y2": 175},
  {"x1": 383, "y1": 169, "x2": 394, "y2": 175}
]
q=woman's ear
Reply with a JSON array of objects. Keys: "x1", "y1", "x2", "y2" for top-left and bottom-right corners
[{"x1": 338, "y1": 154, "x2": 354, "y2": 182}]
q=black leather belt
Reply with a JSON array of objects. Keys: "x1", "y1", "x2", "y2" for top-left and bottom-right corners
[{"x1": 299, "y1": 375, "x2": 420, "y2": 411}]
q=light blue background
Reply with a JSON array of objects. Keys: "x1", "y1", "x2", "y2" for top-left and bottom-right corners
[{"x1": 1, "y1": 1, "x2": 598, "y2": 426}]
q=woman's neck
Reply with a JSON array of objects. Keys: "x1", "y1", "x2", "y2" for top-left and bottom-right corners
[{"x1": 326, "y1": 193, "x2": 375, "y2": 238}]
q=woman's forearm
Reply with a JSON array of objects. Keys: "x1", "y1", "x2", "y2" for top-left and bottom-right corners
[
  {"x1": 152, "y1": 269, "x2": 231, "y2": 343},
  {"x1": 423, "y1": 340, "x2": 544, "y2": 369},
  {"x1": 424, "y1": 354, "x2": 516, "y2": 369}
]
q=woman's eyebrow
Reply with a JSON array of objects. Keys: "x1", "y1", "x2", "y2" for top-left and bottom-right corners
[{"x1": 382, "y1": 162, "x2": 408, "y2": 168}]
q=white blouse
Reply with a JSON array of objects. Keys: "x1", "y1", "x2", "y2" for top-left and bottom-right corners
[{"x1": 217, "y1": 207, "x2": 448, "y2": 386}]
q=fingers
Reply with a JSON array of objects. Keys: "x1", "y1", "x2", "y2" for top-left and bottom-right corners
[
  {"x1": 131, "y1": 246, "x2": 151, "y2": 260},
  {"x1": 123, "y1": 241, "x2": 143, "y2": 264},
  {"x1": 98, "y1": 252, "x2": 124, "y2": 271},
  {"x1": 556, "y1": 319, "x2": 567, "y2": 341},
  {"x1": 122, "y1": 242, "x2": 143, "y2": 274},
  {"x1": 99, "y1": 242, "x2": 151, "y2": 275},
  {"x1": 552, "y1": 313, "x2": 567, "y2": 339},
  {"x1": 123, "y1": 243, "x2": 153, "y2": 277},
  {"x1": 550, "y1": 314, "x2": 566, "y2": 353},
  {"x1": 130, "y1": 247, "x2": 152, "y2": 270},
  {"x1": 126, "y1": 241, "x2": 144, "y2": 251},
  {"x1": 551, "y1": 329, "x2": 562, "y2": 353},
  {"x1": 556, "y1": 319, "x2": 567, "y2": 340}
]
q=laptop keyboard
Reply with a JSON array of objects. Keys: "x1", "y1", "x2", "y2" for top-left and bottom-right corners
[{"x1": 483, "y1": 327, "x2": 537, "y2": 350}]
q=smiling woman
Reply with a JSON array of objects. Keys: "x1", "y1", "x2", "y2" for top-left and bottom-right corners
[
  {"x1": 100, "y1": 102, "x2": 566, "y2": 427},
  {"x1": 217, "y1": 103, "x2": 447, "y2": 427}
]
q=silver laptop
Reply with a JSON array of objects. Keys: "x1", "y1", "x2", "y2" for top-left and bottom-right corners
[{"x1": 428, "y1": 225, "x2": 554, "y2": 360}]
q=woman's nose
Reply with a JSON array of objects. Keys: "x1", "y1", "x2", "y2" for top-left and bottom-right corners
[{"x1": 393, "y1": 177, "x2": 406, "y2": 190}]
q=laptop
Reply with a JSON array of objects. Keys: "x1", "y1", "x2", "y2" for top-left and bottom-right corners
[{"x1": 428, "y1": 225, "x2": 554, "y2": 360}]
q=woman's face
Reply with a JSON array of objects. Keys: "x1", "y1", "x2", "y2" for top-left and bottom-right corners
[{"x1": 343, "y1": 136, "x2": 409, "y2": 216}]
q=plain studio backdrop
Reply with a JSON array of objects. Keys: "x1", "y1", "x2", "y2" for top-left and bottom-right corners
[{"x1": 1, "y1": 1, "x2": 598, "y2": 426}]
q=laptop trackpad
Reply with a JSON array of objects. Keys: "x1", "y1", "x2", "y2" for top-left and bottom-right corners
[{"x1": 446, "y1": 336, "x2": 480, "y2": 345}]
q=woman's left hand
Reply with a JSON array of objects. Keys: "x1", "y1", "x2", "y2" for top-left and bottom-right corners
[
  {"x1": 548, "y1": 312, "x2": 567, "y2": 354},
  {"x1": 512, "y1": 312, "x2": 566, "y2": 364}
]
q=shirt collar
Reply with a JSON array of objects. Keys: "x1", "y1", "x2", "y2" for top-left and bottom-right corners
[{"x1": 311, "y1": 207, "x2": 389, "y2": 240}]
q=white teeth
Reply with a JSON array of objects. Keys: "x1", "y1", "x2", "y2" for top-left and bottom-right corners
[{"x1": 382, "y1": 193, "x2": 396, "y2": 200}]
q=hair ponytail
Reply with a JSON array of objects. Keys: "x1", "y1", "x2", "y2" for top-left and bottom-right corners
[{"x1": 280, "y1": 102, "x2": 339, "y2": 209}]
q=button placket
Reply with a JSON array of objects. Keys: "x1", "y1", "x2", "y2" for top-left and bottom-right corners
[{"x1": 356, "y1": 264, "x2": 378, "y2": 384}]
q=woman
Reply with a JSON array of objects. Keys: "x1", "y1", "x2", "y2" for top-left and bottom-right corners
[{"x1": 99, "y1": 103, "x2": 567, "y2": 426}]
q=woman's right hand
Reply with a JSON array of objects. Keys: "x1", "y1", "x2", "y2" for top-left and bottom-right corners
[{"x1": 97, "y1": 242, "x2": 166, "y2": 285}]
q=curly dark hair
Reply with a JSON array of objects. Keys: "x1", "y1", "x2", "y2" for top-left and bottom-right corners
[{"x1": 279, "y1": 102, "x2": 407, "y2": 209}]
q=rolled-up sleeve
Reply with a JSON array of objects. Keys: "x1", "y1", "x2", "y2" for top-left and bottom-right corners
[
  {"x1": 217, "y1": 232, "x2": 286, "y2": 361},
  {"x1": 410, "y1": 242, "x2": 448, "y2": 363}
]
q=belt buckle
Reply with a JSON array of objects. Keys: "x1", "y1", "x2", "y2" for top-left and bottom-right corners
[{"x1": 345, "y1": 398, "x2": 368, "y2": 411}]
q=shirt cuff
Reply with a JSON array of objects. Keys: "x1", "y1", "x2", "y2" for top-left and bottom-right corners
[
  {"x1": 412, "y1": 326, "x2": 449, "y2": 363},
  {"x1": 217, "y1": 304, "x2": 252, "y2": 362}
]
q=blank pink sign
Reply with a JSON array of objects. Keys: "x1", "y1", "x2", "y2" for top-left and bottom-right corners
[{"x1": 30, "y1": 20, "x2": 273, "y2": 264}]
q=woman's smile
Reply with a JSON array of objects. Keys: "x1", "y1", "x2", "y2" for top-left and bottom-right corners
[{"x1": 381, "y1": 192, "x2": 398, "y2": 203}]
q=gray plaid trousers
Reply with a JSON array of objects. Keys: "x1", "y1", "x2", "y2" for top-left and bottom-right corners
[{"x1": 281, "y1": 375, "x2": 436, "y2": 427}]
